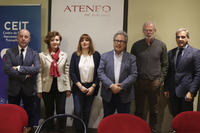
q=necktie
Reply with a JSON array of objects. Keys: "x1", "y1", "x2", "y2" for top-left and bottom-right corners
[
  {"x1": 20, "y1": 49, "x2": 24, "y2": 65},
  {"x1": 176, "y1": 48, "x2": 183, "y2": 67}
]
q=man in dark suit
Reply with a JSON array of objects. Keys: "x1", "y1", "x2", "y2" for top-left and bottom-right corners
[
  {"x1": 4, "y1": 29, "x2": 40, "y2": 131},
  {"x1": 164, "y1": 28, "x2": 200, "y2": 118},
  {"x1": 98, "y1": 31, "x2": 138, "y2": 118}
]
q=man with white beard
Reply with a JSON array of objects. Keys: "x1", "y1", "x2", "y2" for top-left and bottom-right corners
[{"x1": 130, "y1": 21, "x2": 168, "y2": 133}]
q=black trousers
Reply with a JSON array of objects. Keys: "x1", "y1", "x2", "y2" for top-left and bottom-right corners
[
  {"x1": 8, "y1": 88, "x2": 35, "y2": 129},
  {"x1": 103, "y1": 93, "x2": 131, "y2": 118},
  {"x1": 42, "y1": 78, "x2": 66, "y2": 132},
  {"x1": 169, "y1": 95, "x2": 193, "y2": 118}
]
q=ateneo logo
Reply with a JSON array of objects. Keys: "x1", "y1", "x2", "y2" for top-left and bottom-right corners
[{"x1": 63, "y1": 5, "x2": 111, "y2": 12}]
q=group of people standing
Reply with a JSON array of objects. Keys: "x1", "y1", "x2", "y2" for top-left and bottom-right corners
[{"x1": 3, "y1": 21, "x2": 200, "y2": 133}]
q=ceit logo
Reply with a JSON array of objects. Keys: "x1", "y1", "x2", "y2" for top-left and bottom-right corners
[
  {"x1": 0, "y1": 98, "x2": 5, "y2": 104},
  {"x1": 1, "y1": 48, "x2": 9, "y2": 61},
  {"x1": 63, "y1": 4, "x2": 112, "y2": 17}
]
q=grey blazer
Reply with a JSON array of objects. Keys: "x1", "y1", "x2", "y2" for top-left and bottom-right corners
[
  {"x1": 4, "y1": 46, "x2": 40, "y2": 96},
  {"x1": 98, "y1": 50, "x2": 138, "y2": 103}
]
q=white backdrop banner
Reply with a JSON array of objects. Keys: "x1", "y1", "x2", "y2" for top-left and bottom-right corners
[
  {"x1": 51, "y1": 0, "x2": 125, "y2": 128},
  {"x1": 51, "y1": 0, "x2": 125, "y2": 59}
]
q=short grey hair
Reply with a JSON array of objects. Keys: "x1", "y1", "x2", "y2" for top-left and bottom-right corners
[
  {"x1": 113, "y1": 30, "x2": 128, "y2": 44},
  {"x1": 176, "y1": 28, "x2": 190, "y2": 38},
  {"x1": 143, "y1": 21, "x2": 157, "y2": 31}
]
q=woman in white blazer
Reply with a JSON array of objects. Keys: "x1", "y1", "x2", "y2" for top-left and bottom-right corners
[{"x1": 36, "y1": 31, "x2": 71, "y2": 133}]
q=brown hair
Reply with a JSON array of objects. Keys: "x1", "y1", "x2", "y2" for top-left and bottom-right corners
[
  {"x1": 44, "y1": 31, "x2": 62, "y2": 46},
  {"x1": 76, "y1": 34, "x2": 95, "y2": 56}
]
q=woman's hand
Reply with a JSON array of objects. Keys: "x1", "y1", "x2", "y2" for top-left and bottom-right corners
[
  {"x1": 86, "y1": 86, "x2": 95, "y2": 96},
  {"x1": 66, "y1": 91, "x2": 71, "y2": 98},
  {"x1": 37, "y1": 93, "x2": 42, "y2": 98},
  {"x1": 80, "y1": 86, "x2": 89, "y2": 94}
]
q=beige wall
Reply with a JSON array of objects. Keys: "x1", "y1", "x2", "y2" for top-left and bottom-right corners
[
  {"x1": 127, "y1": 0, "x2": 200, "y2": 132},
  {"x1": 1, "y1": 0, "x2": 200, "y2": 132},
  {"x1": 127, "y1": 0, "x2": 200, "y2": 52}
]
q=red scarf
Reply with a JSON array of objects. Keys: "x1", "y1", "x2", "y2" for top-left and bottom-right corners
[{"x1": 49, "y1": 47, "x2": 60, "y2": 77}]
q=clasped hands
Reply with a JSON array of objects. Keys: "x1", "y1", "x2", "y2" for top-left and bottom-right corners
[
  {"x1": 111, "y1": 83, "x2": 122, "y2": 94},
  {"x1": 80, "y1": 86, "x2": 95, "y2": 96}
]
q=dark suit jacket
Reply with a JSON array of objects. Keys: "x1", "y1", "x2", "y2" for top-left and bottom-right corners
[
  {"x1": 69, "y1": 51, "x2": 101, "y2": 96},
  {"x1": 164, "y1": 45, "x2": 200, "y2": 98},
  {"x1": 98, "y1": 50, "x2": 138, "y2": 103},
  {"x1": 4, "y1": 46, "x2": 40, "y2": 96}
]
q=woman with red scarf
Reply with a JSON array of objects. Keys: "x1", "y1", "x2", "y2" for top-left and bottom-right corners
[{"x1": 36, "y1": 31, "x2": 71, "y2": 133}]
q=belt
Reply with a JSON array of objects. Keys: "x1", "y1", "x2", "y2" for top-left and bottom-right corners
[
  {"x1": 142, "y1": 76, "x2": 152, "y2": 80},
  {"x1": 82, "y1": 82, "x2": 93, "y2": 86}
]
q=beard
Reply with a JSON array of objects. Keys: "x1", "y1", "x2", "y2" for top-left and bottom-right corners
[{"x1": 145, "y1": 32, "x2": 155, "y2": 40}]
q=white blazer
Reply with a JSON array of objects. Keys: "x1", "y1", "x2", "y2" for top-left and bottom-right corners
[{"x1": 36, "y1": 50, "x2": 71, "y2": 93}]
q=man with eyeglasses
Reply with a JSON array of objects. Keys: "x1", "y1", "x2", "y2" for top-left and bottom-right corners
[
  {"x1": 164, "y1": 28, "x2": 200, "y2": 118},
  {"x1": 98, "y1": 30, "x2": 138, "y2": 118},
  {"x1": 130, "y1": 21, "x2": 168, "y2": 133}
]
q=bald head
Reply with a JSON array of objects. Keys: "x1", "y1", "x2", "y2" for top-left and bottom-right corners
[{"x1": 17, "y1": 29, "x2": 31, "y2": 48}]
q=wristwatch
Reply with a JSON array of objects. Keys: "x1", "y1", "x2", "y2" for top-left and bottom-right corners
[{"x1": 16, "y1": 67, "x2": 18, "y2": 71}]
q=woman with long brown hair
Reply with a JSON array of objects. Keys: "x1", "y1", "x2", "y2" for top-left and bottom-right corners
[{"x1": 70, "y1": 34, "x2": 100, "y2": 132}]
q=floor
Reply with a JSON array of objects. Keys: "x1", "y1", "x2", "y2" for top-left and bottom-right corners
[{"x1": 34, "y1": 126, "x2": 97, "y2": 133}]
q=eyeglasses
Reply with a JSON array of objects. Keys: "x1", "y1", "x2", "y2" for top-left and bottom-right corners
[
  {"x1": 176, "y1": 36, "x2": 187, "y2": 39},
  {"x1": 114, "y1": 40, "x2": 126, "y2": 44},
  {"x1": 143, "y1": 29, "x2": 154, "y2": 33}
]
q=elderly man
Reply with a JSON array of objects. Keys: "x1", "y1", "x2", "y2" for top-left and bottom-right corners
[
  {"x1": 130, "y1": 21, "x2": 168, "y2": 133},
  {"x1": 4, "y1": 29, "x2": 40, "y2": 132},
  {"x1": 164, "y1": 28, "x2": 200, "y2": 118},
  {"x1": 98, "y1": 30, "x2": 138, "y2": 118}
]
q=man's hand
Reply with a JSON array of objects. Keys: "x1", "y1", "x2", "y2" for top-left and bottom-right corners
[
  {"x1": 152, "y1": 79, "x2": 162, "y2": 88},
  {"x1": 111, "y1": 83, "x2": 121, "y2": 94},
  {"x1": 185, "y1": 92, "x2": 194, "y2": 102},
  {"x1": 164, "y1": 91, "x2": 170, "y2": 99},
  {"x1": 26, "y1": 75, "x2": 32, "y2": 78},
  {"x1": 13, "y1": 66, "x2": 17, "y2": 70}
]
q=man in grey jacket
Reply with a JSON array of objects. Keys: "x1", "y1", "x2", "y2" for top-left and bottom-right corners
[
  {"x1": 98, "y1": 31, "x2": 138, "y2": 118},
  {"x1": 4, "y1": 29, "x2": 40, "y2": 132}
]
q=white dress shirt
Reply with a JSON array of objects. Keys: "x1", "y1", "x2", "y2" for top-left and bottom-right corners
[
  {"x1": 17, "y1": 45, "x2": 28, "y2": 71},
  {"x1": 114, "y1": 51, "x2": 123, "y2": 84},
  {"x1": 18, "y1": 45, "x2": 27, "y2": 61}
]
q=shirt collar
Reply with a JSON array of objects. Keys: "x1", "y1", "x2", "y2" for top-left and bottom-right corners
[
  {"x1": 114, "y1": 50, "x2": 124, "y2": 57},
  {"x1": 18, "y1": 45, "x2": 28, "y2": 51},
  {"x1": 178, "y1": 44, "x2": 188, "y2": 50}
]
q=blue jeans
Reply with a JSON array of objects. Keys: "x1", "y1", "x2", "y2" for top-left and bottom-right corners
[{"x1": 73, "y1": 89, "x2": 95, "y2": 130}]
